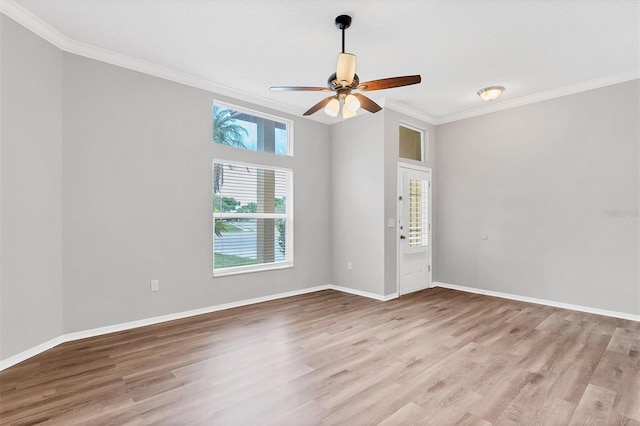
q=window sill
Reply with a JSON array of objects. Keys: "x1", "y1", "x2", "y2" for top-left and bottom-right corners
[{"x1": 213, "y1": 261, "x2": 293, "y2": 278}]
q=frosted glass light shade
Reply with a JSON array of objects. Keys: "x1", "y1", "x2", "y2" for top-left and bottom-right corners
[
  {"x1": 344, "y1": 94, "x2": 360, "y2": 112},
  {"x1": 324, "y1": 98, "x2": 340, "y2": 117},
  {"x1": 342, "y1": 107, "x2": 356, "y2": 119},
  {"x1": 477, "y1": 86, "x2": 505, "y2": 101},
  {"x1": 336, "y1": 53, "x2": 356, "y2": 85}
]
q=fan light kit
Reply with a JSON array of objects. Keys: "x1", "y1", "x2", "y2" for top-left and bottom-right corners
[
  {"x1": 477, "y1": 86, "x2": 505, "y2": 101},
  {"x1": 271, "y1": 15, "x2": 421, "y2": 119}
]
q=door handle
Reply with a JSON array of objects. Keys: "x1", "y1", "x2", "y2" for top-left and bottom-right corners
[{"x1": 400, "y1": 235, "x2": 406, "y2": 239}]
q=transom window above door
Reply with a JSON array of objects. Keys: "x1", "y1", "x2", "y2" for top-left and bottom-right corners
[{"x1": 399, "y1": 124, "x2": 425, "y2": 162}]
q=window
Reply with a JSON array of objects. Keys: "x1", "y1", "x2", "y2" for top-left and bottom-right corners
[
  {"x1": 212, "y1": 102, "x2": 294, "y2": 276},
  {"x1": 399, "y1": 124, "x2": 424, "y2": 161},
  {"x1": 213, "y1": 161, "x2": 293, "y2": 276},
  {"x1": 213, "y1": 102, "x2": 292, "y2": 156}
]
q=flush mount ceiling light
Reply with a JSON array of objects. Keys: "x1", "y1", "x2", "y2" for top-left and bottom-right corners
[
  {"x1": 477, "y1": 86, "x2": 505, "y2": 101},
  {"x1": 271, "y1": 15, "x2": 421, "y2": 119}
]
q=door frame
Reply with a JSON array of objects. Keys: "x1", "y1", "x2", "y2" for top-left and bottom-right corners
[{"x1": 396, "y1": 162, "x2": 433, "y2": 296}]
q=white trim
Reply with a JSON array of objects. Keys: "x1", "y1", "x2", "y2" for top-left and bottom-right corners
[
  {"x1": 2, "y1": 1, "x2": 638, "y2": 127},
  {"x1": 212, "y1": 160, "x2": 294, "y2": 277},
  {"x1": 437, "y1": 69, "x2": 640, "y2": 124},
  {"x1": 213, "y1": 100, "x2": 294, "y2": 156},
  {"x1": 4, "y1": 280, "x2": 636, "y2": 371},
  {"x1": 396, "y1": 162, "x2": 432, "y2": 174},
  {"x1": 0, "y1": 335, "x2": 66, "y2": 371},
  {"x1": 0, "y1": 285, "x2": 330, "y2": 371},
  {"x1": 382, "y1": 99, "x2": 438, "y2": 125},
  {"x1": 0, "y1": 0, "x2": 67, "y2": 49},
  {"x1": 380, "y1": 70, "x2": 639, "y2": 125},
  {"x1": 399, "y1": 122, "x2": 426, "y2": 163},
  {"x1": 0, "y1": 284, "x2": 400, "y2": 371},
  {"x1": 213, "y1": 158, "x2": 293, "y2": 174},
  {"x1": 214, "y1": 213, "x2": 288, "y2": 220},
  {"x1": 212, "y1": 261, "x2": 293, "y2": 277},
  {"x1": 0, "y1": 0, "x2": 333, "y2": 125},
  {"x1": 399, "y1": 120, "x2": 431, "y2": 164},
  {"x1": 433, "y1": 282, "x2": 640, "y2": 322},
  {"x1": 329, "y1": 285, "x2": 398, "y2": 302},
  {"x1": 63, "y1": 285, "x2": 331, "y2": 342},
  {"x1": 381, "y1": 292, "x2": 399, "y2": 301}
]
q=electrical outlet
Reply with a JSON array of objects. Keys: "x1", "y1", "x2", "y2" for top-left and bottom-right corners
[
  {"x1": 347, "y1": 261, "x2": 352, "y2": 270},
  {"x1": 150, "y1": 280, "x2": 159, "y2": 292}
]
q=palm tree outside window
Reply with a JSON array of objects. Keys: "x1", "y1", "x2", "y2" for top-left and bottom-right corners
[{"x1": 212, "y1": 103, "x2": 293, "y2": 275}]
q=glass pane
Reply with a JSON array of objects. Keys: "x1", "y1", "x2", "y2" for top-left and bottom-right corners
[
  {"x1": 408, "y1": 178, "x2": 429, "y2": 246},
  {"x1": 399, "y1": 125, "x2": 422, "y2": 161},
  {"x1": 212, "y1": 163, "x2": 288, "y2": 214},
  {"x1": 213, "y1": 105, "x2": 289, "y2": 155},
  {"x1": 214, "y1": 219, "x2": 287, "y2": 269}
]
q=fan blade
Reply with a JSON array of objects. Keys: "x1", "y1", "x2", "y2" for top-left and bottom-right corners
[
  {"x1": 303, "y1": 96, "x2": 336, "y2": 116},
  {"x1": 353, "y1": 93, "x2": 382, "y2": 113},
  {"x1": 357, "y1": 75, "x2": 421, "y2": 91},
  {"x1": 270, "y1": 86, "x2": 332, "y2": 92}
]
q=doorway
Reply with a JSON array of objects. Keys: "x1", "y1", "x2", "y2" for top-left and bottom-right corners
[{"x1": 397, "y1": 164, "x2": 432, "y2": 295}]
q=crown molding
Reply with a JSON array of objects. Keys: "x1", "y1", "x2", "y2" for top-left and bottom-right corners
[
  {"x1": 0, "y1": 0, "x2": 335, "y2": 125},
  {"x1": 381, "y1": 99, "x2": 438, "y2": 125},
  {"x1": 437, "y1": 69, "x2": 640, "y2": 124},
  {"x1": 0, "y1": 0, "x2": 67, "y2": 48},
  {"x1": 376, "y1": 68, "x2": 639, "y2": 125},
  {"x1": 2, "y1": 0, "x2": 637, "y2": 127}
]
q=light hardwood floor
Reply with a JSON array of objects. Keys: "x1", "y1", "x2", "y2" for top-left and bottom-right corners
[{"x1": 1, "y1": 288, "x2": 639, "y2": 425}]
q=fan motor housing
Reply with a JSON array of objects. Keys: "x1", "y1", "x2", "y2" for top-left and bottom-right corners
[{"x1": 328, "y1": 73, "x2": 360, "y2": 91}]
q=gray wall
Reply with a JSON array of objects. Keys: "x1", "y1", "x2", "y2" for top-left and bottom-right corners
[
  {"x1": 330, "y1": 108, "x2": 436, "y2": 298},
  {"x1": 1, "y1": 16, "x2": 64, "y2": 359},
  {"x1": 436, "y1": 80, "x2": 640, "y2": 315},
  {"x1": 383, "y1": 109, "x2": 437, "y2": 295},
  {"x1": 62, "y1": 54, "x2": 331, "y2": 332},
  {"x1": 331, "y1": 113, "x2": 385, "y2": 295},
  {"x1": 2, "y1": 11, "x2": 638, "y2": 364}
]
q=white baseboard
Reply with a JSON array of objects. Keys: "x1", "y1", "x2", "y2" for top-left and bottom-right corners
[
  {"x1": 0, "y1": 285, "x2": 330, "y2": 371},
  {"x1": 0, "y1": 335, "x2": 66, "y2": 371},
  {"x1": 5, "y1": 281, "x2": 636, "y2": 371},
  {"x1": 1, "y1": 284, "x2": 401, "y2": 371},
  {"x1": 64, "y1": 285, "x2": 332, "y2": 342},
  {"x1": 382, "y1": 292, "x2": 400, "y2": 301},
  {"x1": 328, "y1": 284, "x2": 398, "y2": 302},
  {"x1": 433, "y1": 282, "x2": 640, "y2": 322}
]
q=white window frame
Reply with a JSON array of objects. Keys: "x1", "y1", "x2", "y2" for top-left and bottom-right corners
[
  {"x1": 399, "y1": 122, "x2": 426, "y2": 162},
  {"x1": 213, "y1": 100, "x2": 294, "y2": 156},
  {"x1": 212, "y1": 159, "x2": 294, "y2": 277}
]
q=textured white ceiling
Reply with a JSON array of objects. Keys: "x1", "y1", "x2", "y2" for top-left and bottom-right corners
[{"x1": 9, "y1": 0, "x2": 640, "y2": 123}]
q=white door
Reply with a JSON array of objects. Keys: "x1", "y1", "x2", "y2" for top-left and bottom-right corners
[{"x1": 398, "y1": 166, "x2": 432, "y2": 295}]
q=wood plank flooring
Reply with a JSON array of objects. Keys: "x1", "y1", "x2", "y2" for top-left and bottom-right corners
[{"x1": 1, "y1": 288, "x2": 639, "y2": 425}]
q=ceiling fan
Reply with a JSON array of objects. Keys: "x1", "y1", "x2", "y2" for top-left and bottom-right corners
[{"x1": 270, "y1": 15, "x2": 421, "y2": 118}]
